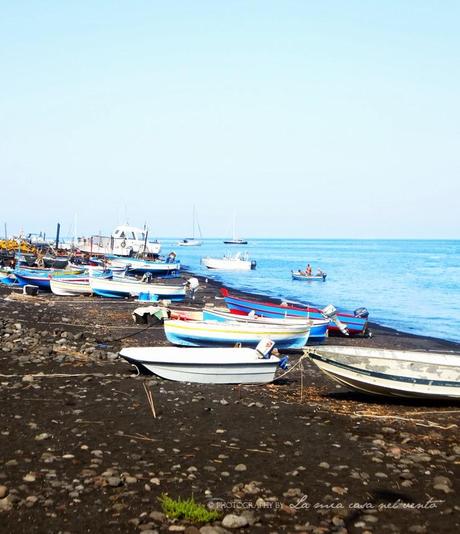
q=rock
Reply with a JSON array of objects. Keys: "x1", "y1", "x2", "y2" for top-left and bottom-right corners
[
  {"x1": 35, "y1": 433, "x2": 51, "y2": 441},
  {"x1": 107, "y1": 476, "x2": 123, "y2": 487},
  {"x1": 221, "y1": 514, "x2": 249, "y2": 529},
  {"x1": 319, "y1": 462, "x2": 330, "y2": 469},
  {"x1": 149, "y1": 511, "x2": 166, "y2": 523},
  {"x1": 240, "y1": 510, "x2": 257, "y2": 526},
  {"x1": 22, "y1": 375, "x2": 34, "y2": 383},
  {"x1": 234, "y1": 464, "x2": 247, "y2": 472},
  {"x1": 0, "y1": 496, "x2": 13, "y2": 511},
  {"x1": 23, "y1": 473, "x2": 36, "y2": 482},
  {"x1": 200, "y1": 527, "x2": 231, "y2": 534},
  {"x1": 0, "y1": 486, "x2": 8, "y2": 499}
]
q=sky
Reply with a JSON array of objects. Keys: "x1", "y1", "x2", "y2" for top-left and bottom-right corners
[{"x1": 0, "y1": 1, "x2": 459, "y2": 239}]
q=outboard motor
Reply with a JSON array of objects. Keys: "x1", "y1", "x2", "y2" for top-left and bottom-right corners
[
  {"x1": 186, "y1": 277, "x2": 200, "y2": 300},
  {"x1": 141, "y1": 272, "x2": 153, "y2": 283},
  {"x1": 255, "y1": 338, "x2": 275, "y2": 358},
  {"x1": 251, "y1": 260, "x2": 257, "y2": 270},
  {"x1": 321, "y1": 304, "x2": 349, "y2": 336},
  {"x1": 354, "y1": 307, "x2": 369, "y2": 319}
]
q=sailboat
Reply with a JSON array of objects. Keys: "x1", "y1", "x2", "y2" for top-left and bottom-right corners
[
  {"x1": 223, "y1": 212, "x2": 248, "y2": 244},
  {"x1": 178, "y1": 206, "x2": 202, "y2": 246}
]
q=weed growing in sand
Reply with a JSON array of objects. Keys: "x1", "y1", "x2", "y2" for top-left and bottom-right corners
[{"x1": 158, "y1": 494, "x2": 221, "y2": 523}]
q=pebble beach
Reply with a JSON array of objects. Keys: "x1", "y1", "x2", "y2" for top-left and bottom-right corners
[{"x1": 0, "y1": 275, "x2": 459, "y2": 534}]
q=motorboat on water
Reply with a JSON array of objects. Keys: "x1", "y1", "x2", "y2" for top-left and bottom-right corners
[{"x1": 201, "y1": 252, "x2": 256, "y2": 271}]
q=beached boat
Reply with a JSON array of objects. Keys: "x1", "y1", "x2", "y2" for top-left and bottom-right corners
[
  {"x1": 77, "y1": 225, "x2": 161, "y2": 257},
  {"x1": 201, "y1": 308, "x2": 328, "y2": 341},
  {"x1": 13, "y1": 268, "x2": 86, "y2": 290},
  {"x1": 106, "y1": 256, "x2": 180, "y2": 275},
  {"x1": 178, "y1": 206, "x2": 202, "y2": 246},
  {"x1": 119, "y1": 345, "x2": 281, "y2": 384},
  {"x1": 168, "y1": 307, "x2": 327, "y2": 341},
  {"x1": 292, "y1": 270, "x2": 327, "y2": 282},
  {"x1": 50, "y1": 278, "x2": 92, "y2": 296},
  {"x1": 307, "y1": 346, "x2": 460, "y2": 399},
  {"x1": 201, "y1": 252, "x2": 256, "y2": 271},
  {"x1": 43, "y1": 255, "x2": 69, "y2": 269},
  {"x1": 163, "y1": 318, "x2": 310, "y2": 348},
  {"x1": 220, "y1": 288, "x2": 368, "y2": 335},
  {"x1": 89, "y1": 277, "x2": 186, "y2": 300}
]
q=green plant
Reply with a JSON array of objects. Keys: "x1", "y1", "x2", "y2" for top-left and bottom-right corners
[{"x1": 158, "y1": 494, "x2": 221, "y2": 523}]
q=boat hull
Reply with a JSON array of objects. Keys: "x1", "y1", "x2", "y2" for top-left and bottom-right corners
[
  {"x1": 163, "y1": 319, "x2": 309, "y2": 348},
  {"x1": 292, "y1": 271, "x2": 327, "y2": 281},
  {"x1": 308, "y1": 346, "x2": 460, "y2": 399},
  {"x1": 201, "y1": 258, "x2": 255, "y2": 270},
  {"x1": 221, "y1": 289, "x2": 367, "y2": 335},
  {"x1": 119, "y1": 347, "x2": 279, "y2": 384},
  {"x1": 89, "y1": 277, "x2": 186, "y2": 300},
  {"x1": 50, "y1": 278, "x2": 91, "y2": 296},
  {"x1": 201, "y1": 308, "x2": 328, "y2": 341}
]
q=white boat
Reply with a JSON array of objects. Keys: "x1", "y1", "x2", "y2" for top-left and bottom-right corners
[
  {"x1": 107, "y1": 256, "x2": 180, "y2": 274},
  {"x1": 178, "y1": 206, "x2": 202, "y2": 246},
  {"x1": 201, "y1": 252, "x2": 256, "y2": 271},
  {"x1": 164, "y1": 318, "x2": 309, "y2": 348},
  {"x1": 223, "y1": 212, "x2": 248, "y2": 244},
  {"x1": 89, "y1": 276, "x2": 186, "y2": 300},
  {"x1": 119, "y1": 343, "x2": 280, "y2": 384},
  {"x1": 50, "y1": 278, "x2": 92, "y2": 296},
  {"x1": 308, "y1": 346, "x2": 460, "y2": 399},
  {"x1": 77, "y1": 225, "x2": 161, "y2": 257}
]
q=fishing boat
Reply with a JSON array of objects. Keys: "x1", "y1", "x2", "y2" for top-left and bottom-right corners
[
  {"x1": 76, "y1": 225, "x2": 161, "y2": 257},
  {"x1": 89, "y1": 277, "x2": 186, "y2": 300},
  {"x1": 106, "y1": 255, "x2": 180, "y2": 275},
  {"x1": 13, "y1": 268, "x2": 86, "y2": 290},
  {"x1": 307, "y1": 346, "x2": 460, "y2": 399},
  {"x1": 201, "y1": 252, "x2": 256, "y2": 271},
  {"x1": 178, "y1": 206, "x2": 202, "y2": 246},
  {"x1": 220, "y1": 288, "x2": 368, "y2": 335},
  {"x1": 292, "y1": 270, "x2": 327, "y2": 282},
  {"x1": 43, "y1": 255, "x2": 69, "y2": 269},
  {"x1": 163, "y1": 318, "x2": 310, "y2": 348},
  {"x1": 201, "y1": 307, "x2": 329, "y2": 341},
  {"x1": 50, "y1": 278, "x2": 92, "y2": 296},
  {"x1": 119, "y1": 340, "x2": 282, "y2": 384},
  {"x1": 223, "y1": 212, "x2": 248, "y2": 244}
]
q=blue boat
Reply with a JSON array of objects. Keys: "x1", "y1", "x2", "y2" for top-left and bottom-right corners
[
  {"x1": 201, "y1": 308, "x2": 328, "y2": 341},
  {"x1": 292, "y1": 270, "x2": 327, "y2": 282},
  {"x1": 13, "y1": 269, "x2": 87, "y2": 291},
  {"x1": 221, "y1": 288, "x2": 369, "y2": 336}
]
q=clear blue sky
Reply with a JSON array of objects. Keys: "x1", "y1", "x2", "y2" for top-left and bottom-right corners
[{"x1": 1, "y1": 1, "x2": 459, "y2": 239}]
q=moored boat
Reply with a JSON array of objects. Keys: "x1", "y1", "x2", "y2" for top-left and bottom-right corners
[
  {"x1": 307, "y1": 346, "x2": 460, "y2": 399},
  {"x1": 50, "y1": 278, "x2": 92, "y2": 296},
  {"x1": 221, "y1": 288, "x2": 368, "y2": 336},
  {"x1": 106, "y1": 255, "x2": 180, "y2": 275},
  {"x1": 201, "y1": 252, "x2": 256, "y2": 271}
]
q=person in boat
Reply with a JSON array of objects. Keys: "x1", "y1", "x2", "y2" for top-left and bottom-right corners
[
  {"x1": 305, "y1": 264, "x2": 312, "y2": 276},
  {"x1": 166, "y1": 251, "x2": 177, "y2": 264}
]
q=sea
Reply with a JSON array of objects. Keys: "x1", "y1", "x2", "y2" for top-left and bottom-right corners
[{"x1": 158, "y1": 238, "x2": 460, "y2": 344}]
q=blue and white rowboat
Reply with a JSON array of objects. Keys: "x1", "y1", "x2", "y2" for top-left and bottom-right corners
[
  {"x1": 163, "y1": 319, "x2": 310, "y2": 348},
  {"x1": 89, "y1": 277, "x2": 186, "y2": 300}
]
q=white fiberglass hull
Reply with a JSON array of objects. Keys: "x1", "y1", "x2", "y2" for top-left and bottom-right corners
[
  {"x1": 119, "y1": 346, "x2": 280, "y2": 384},
  {"x1": 50, "y1": 278, "x2": 91, "y2": 296},
  {"x1": 201, "y1": 257, "x2": 254, "y2": 271},
  {"x1": 308, "y1": 346, "x2": 460, "y2": 399},
  {"x1": 89, "y1": 277, "x2": 185, "y2": 299}
]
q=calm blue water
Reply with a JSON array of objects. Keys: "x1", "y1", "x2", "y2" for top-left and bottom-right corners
[{"x1": 157, "y1": 239, "x2": 460, "y2": 343}]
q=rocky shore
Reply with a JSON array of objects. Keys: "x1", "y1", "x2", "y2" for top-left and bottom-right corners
[{"x1": 0, "y1": 278, "x2": 459, "y2": 533}]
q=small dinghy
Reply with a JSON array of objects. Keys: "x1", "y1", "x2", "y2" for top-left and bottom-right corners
[
  {"x1": 119, "y1": 339, "x2": 283, "y2": 384},
  {"x1": 201, "y1": 252, "x2": 256, "y2": 271},
  {"x1": 308, "y1": 346, "x2": 460, "y2": 399},
  {"x1": 292, "y1": 270, "x2": 327, "y2": 281}
]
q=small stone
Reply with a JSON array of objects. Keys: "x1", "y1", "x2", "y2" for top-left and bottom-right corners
[
  {"x1": 107, "y1": 476, "x2": 122, "y2": 487},
  {"x1": 0, "y1": 486, "x2": 8, "y2": 499},
  {"x1": 22, "y1": 375, "x2": 34, "y2": 383},
  {"x1": 221, "y1": 514, "x2": 249, "y2": 529},
  {"x1": 23, "y1": 473, "x2": 36, "y2": 482},
  {"x1": 319, "y1": 462, "x2": 330, "y2": 469},
  {"x1": 149, "y1": 511, "x2": 166, "y2": 523},
  {"x1": 234, "y1": 464, "x2": 247, "y2": 472},
  {"x1": 35, "y1": 433, "x2": 51, "y2": 441}
]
